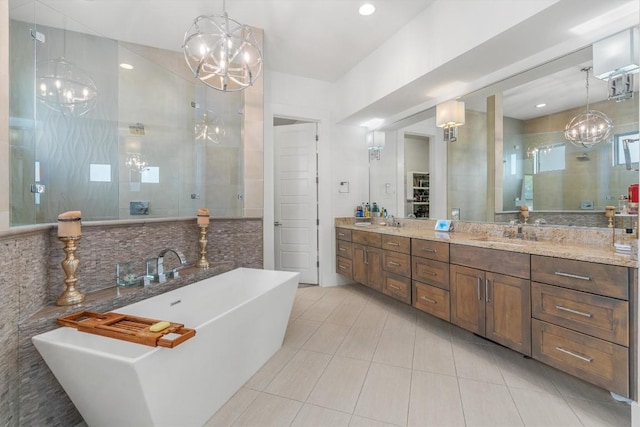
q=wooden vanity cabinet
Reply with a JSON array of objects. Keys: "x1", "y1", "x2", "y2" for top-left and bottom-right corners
[
  {"x1": 450, "y1": 245, "x2": 531, "y2": 355},
  {"x1": 351, "y1": 230, "x2": 383, "y2": 292},
  {"x1": 411, "y1": 238, "x2": 451, "y2": 320},
  {"x1": 335, "y1": 228, "x2": 353, "y2": 279},
  {"x1": 381, "y1": 234, "x2": 411, "y2": 303},
  {"x1": 531, "y1": 255, "x2": 631, "y2": 397}
]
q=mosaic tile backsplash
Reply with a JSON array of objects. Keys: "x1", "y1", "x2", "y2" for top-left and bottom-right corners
[{"x1": 0, "y1": 217, "x2": 263, "y2": 427}]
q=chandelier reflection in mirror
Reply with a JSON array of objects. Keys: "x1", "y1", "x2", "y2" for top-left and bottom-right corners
[
  {"x1": 564, "y1": 67, "x2": 613, "y2": 148},
  {"x1": 125, "y1": 153, "x2": 149, "y2": 173},
  {"x1": 183, "y1": 0, "x2": 262, "y2": 92},
  {"x1": 36, "y1": 58, "x2": 98, "y2": 116},
  {"x1": 195, "y1": 111, "x2": 226, "y2": 143}
]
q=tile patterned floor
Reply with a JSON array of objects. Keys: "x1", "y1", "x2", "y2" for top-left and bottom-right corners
[{"x1": 206, "y1": 283, "x2": 631, "y2": 427}]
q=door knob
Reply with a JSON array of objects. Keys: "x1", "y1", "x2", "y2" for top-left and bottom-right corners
[{"x1": 274, "y1": 221, "x2": 282, "y2": 226}]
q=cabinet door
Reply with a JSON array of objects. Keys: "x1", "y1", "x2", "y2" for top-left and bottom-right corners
[
  {"x1": 366, "y1": 247, "x2": 383, "y2": 292},
  {"x1": 352, "y1": 243, "x2": 367, "y2": 285},
  {"x1": 450, "y1": 265, "x2": 485, "y2": 335},
  {"x1": 485, "y1": 272, "x2": 531, "y2": 356}
]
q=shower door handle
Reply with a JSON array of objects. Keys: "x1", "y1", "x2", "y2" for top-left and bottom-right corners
[{"x1": 30, "y1": 184, "x2": 46, "y2": 193}]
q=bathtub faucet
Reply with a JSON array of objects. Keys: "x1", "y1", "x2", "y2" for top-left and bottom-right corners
[{"x1": 155, "y1": 249, "x2": 187, "y2": 282}]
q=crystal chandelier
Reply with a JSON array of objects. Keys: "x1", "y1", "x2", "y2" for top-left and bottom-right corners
[
  {"x1": 183, "y1": 0, "x2": 262, "y2": 92},
  {"x1": 195, "y1": 111, "x2": 226, "y2": 143},
  {"x1": 36, "y1": 58, "x2": 98, "y2": 117},
  {"x1": 564, "y1": 67, "x2": 613, "y2": 148}
]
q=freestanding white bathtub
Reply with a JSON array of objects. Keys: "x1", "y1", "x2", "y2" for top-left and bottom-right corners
[{"x1": 32, "y1": 268, "x2": 299, "y2": 427}]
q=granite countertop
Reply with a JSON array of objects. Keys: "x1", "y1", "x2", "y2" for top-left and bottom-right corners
[{"x1": 335, "y1": 219, "x2": 637, "y2": 268}]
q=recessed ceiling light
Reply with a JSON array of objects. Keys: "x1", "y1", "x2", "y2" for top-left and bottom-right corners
[
  {"x1": 535, "y1": 103, "x2": 546, "y2": 108},
  {"x1": 359, "y1": 3, "x2": 376, "y2": 16},
  {"x1": 119, "y1": 63, "x2": 134, "y2": 70}
]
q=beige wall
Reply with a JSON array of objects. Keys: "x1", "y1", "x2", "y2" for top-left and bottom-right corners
[{"x1": 448, "y1": 110, "x2": 488, "y2": 222}]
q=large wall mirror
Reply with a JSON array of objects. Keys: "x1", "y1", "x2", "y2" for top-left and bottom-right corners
[
  {"x1": 9, "y1": 1, "x2": 251, "y2": 226},
  {"x1": 375, "y1": 34, "x2": 639, "y2": 228}
]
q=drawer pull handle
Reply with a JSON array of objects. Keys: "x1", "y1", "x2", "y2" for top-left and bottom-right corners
[
  {"x1": 339, "y1": 265, "x2": 348, "y2": 270},
  {"x1": 555, "y1": 305, "x2": 592, "y2": 318},
  {"x1": 339, "y1": 247, "x2": 346, "y2": 252},
  {"x1": 555, "y1": 346, "x2": 593, "y2": 363},
  {"x1": 420, "y1": 269, "x2": 437, "y2": 276},
  {"x1": 554, "y1": 271, "x2": 592, "y2": 281},
  {"x1": 387, "y1": 242, "x2": 400, "y2": 246},
  {"x1": 388, "y1": 261, "x2": 401, "y2": 267},
  {"x1": 421, "y1": 248, "x2": 437, "y2": 253},
  {"x1": 338, "y1": 233, "x2": 346, "y2": 236},
  {"x1": 389, "y1": 284, "x2": 401, "y2": 291},
  {"x1": 420, "y1": 296, "x2": 437, "y2": 304}
]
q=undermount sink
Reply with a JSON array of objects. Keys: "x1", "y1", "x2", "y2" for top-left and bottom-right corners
[{"x1": 471, "y1": 236, "x2": 528, "y2": 247}]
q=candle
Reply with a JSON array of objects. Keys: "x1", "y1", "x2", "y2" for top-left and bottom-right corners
[
  {"x1": 197, "y1": 208, "x2": 210, "y2": 225},
  {"x1": 57, "y1": 210, "x2": 82, "y2": 237}
]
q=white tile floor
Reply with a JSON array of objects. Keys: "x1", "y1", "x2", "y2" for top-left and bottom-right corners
[{"x1": 206, "y1": 283, "x2": 631, "y2": 427}]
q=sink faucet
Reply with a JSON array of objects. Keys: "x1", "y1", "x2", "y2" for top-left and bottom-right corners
[
  {"x1": 155, "y1": 249, "x2": 187, "y2": 282},
  {"x1": 504, "y1": 220, "x2": 523, "y2": 239}
]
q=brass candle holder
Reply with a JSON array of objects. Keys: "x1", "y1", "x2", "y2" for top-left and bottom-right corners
[
  {"x1": 56, "y1": 236, "x2": 86, "y2": 306},
  {"x1": 195, "y1": 224, "x2": 210, "y2": 269},
  {"x1": 605, "y1": 205, "x2": 616, "y2": 228}
]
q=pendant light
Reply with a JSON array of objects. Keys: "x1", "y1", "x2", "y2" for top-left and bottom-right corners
[
  {"x1": 564, "y1": 67, "x2": 613, "y2": 148},
  {"x1": 183, "y1": 0, "x2": 262, "y2": 92},
  {"x1": 36, "y1": 26, "x2": 98, "y2": 116}
]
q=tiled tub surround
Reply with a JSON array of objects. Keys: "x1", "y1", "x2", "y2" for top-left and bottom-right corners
[{"x1": 0, "y1": 217, "x2": 263, "y2": 427}]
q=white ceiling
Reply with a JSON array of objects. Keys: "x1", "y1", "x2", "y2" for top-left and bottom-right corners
[
  {"x1": 8, "y1": 0, "x2": 640, "y2": 123},
  {"x1": 9, "y1": 0, "x2": 434, "y2": 83}
]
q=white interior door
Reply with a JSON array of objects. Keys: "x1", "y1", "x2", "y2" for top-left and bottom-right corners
[{"x1": 274, "y1": 122, "x2": 318, "y2": 284}]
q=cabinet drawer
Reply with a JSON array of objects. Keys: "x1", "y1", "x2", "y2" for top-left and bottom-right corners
[
  {"x1": 336, "y1": 228, "x2": 352, "y2": 241},
  {"x1": 411, "y1": 239, "x2": 449, "y2": 262},
  {"x1": 413, "y1": 281, "x2": 450, "y2": 321},
  {"x1": 531, "y1": 282, "x2": 629, "y2": 346},
  {"x1": 382, "y1": 234, "x2": 410, "y2": 254},
  {"x1": 412, "y1": 257, "x2": 450, "y2": 290},
  {"x1": 336, "y1": 256, "x2": 353, "y2": 279},
  {"x1": 531, "y1": 255, "x2": 628, "y2": 300},
  {"x1": 336, "y1": 240, "x2": 353, "y2": 260},
  {"x1": 352, "y1": 230, "x2": 381, "y2": 247},
  {"x1": 382, "y1": 271, "x2": 411, "y2": 304},
  {"x1": 532, "y1": 320, "x2": 629, "y2": 397},
  {"x1": 450, "y1": 244, "x2": 530, "y2": 279},
  {"x1": 383, "y1": 251, "x2": 411, "y2": 278}
]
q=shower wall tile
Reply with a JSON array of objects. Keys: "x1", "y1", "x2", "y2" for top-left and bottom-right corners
[{"x1": 0, "y1": 0, "x2": 8, "y2": 231}]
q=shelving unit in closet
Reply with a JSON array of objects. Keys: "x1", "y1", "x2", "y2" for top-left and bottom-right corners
[{"x1": 406, "y1": 171, "x2": 429, "y2": 218}]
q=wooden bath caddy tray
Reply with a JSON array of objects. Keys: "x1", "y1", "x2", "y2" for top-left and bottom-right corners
[{"x1": 57, "y1": 311, "x2": 196, "y2": 348}]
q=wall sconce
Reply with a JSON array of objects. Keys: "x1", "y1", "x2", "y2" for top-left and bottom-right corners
[
  {"x1": 367, "y1": 131, "x2": 385, "y2": 160},
  {"x1": 593, "y1": 27, "x2": 639, "y2": 81},
  {"x1": 436, "y1": 100, "x2": 465, "y2": 142}
]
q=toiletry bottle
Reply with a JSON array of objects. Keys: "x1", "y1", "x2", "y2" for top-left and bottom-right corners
[
  {"x1": 372, "y1": 202, "x2": 379, "y2": 217},
  {"x1": 619, "y1": 195, "x2": 629, "y2": 214},
  {"x1": 365, "y1": 203, "x2": 370, "y2": 218}
]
